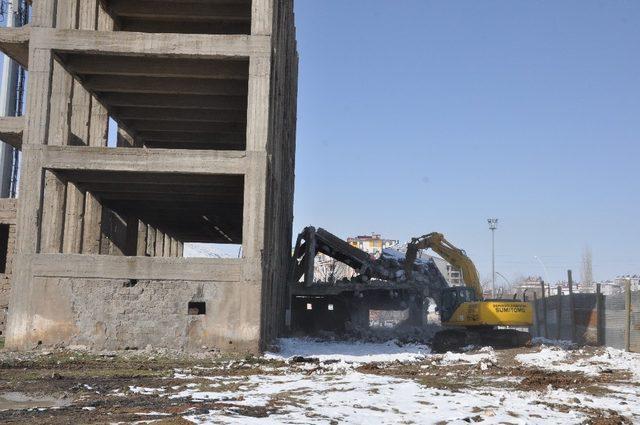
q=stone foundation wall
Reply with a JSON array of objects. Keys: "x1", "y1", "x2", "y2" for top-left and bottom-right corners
[{"x1": 21, "y1": 277, "x2": 260, "y2": 352}]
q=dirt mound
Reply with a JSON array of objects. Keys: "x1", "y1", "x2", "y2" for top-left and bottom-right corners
[
  {"x1": 585, "y1": 409, "x2": 632, "y2": 425},
  {"x1": 517, "y1": 369, "x2": 595, "y2": 391}
]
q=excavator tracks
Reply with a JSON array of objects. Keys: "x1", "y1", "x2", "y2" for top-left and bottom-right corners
[{"x1": 432, "y1": 328, "x2": 531, "y2": 353}]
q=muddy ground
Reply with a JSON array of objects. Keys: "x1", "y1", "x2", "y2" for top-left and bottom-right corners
[{"x1": 0, "y1": 342, "x2": 637, "y2": 424}]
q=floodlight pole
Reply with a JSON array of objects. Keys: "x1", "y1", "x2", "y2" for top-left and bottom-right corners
[{"x1": 488, "y1": 218, "x2": 498, "y2": 298}]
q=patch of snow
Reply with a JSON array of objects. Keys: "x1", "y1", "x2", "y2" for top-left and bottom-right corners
[
  {"x1": 181, "y1": 371, "x2": 603, "y2": 424},
  {"x1": 531, "y1": 337, "x2": 576, "y2": 349},
  {"x1": 135, "y1": 412, "x2": 172, "y2": 416},
  {"x1": 515, "y1": 346, "x2": 569, "y2": 369},
  {"x1": 516, "y1": 345, "x2": 640, "y2": 380},
  {"x1": 264, "y1": 338, "x2": 430, "y2": 364},
  {"x1": 128, "y1": 386, "x2": 166, "y2": 395},
  {"x1": 437, "y1": 346, "x2": 496, "y2": 366}
]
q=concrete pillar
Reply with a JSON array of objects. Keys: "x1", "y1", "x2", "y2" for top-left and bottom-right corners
[
  {"x1": 62, "y1": 182, "x2": 85, "y2": 253},
  {"x1": 136, "y1": 220, "x2": 147, "y2": 256},
  {"x1": 163, "y1": 233, "x2": 171, "y2": 257},
  {"x1": 43, "y1": 2, "x2": 77, "y2": 254},
  {"x1": 146, "y1": 225, "x2": 156, "y2": 256},
  {"x1": 124, "y1": 214, "x2": 138, "y2": 256},
  {"x1": 6, "y1": 47, "x2": 54, "y2": 346},
  {"x1": 81, "y1": 192, "x2": 101, "y2": 254},
  {"x1": 171, "y1": 238, "x2": 179, "y2": 257},
  {"x1": 40, "y1": 171, "x2": 66, "y2": 253},
  {"x1": 31, "y1": 0, "x2": 56, "y2": 27},
  {"x1": 155, "y1": 230, "x2": 164, "y2": 257}
]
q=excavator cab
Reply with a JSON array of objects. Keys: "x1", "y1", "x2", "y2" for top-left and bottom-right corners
[{"x1": 439, "y1": 286, "x2": 478, "y2": 323}]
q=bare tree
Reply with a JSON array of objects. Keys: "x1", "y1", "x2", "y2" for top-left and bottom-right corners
[
  {"x1": 314, "y1": 254, "x2": 353, "y2": 283},
  {"x1": 581, "y1": 245, "x2": 594, "y2": 292}
]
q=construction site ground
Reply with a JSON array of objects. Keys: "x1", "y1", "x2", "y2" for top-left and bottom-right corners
[{"x1": 0, "y1": 338, "x2": 638, "y2": 424}]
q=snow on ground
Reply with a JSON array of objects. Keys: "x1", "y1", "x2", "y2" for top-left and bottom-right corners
[
  {"x1": 171, "y1": 339, "x2": 639, "y2": 424},
  {"x1": 516, "y1": 345, "x2": 640, "y2": 380},
  {"x1": 178, "y1": 368, "x2": 639, "y2": 424},
  {"x1": 264, "y1": 337, "x2": 430, "y2": 363}
]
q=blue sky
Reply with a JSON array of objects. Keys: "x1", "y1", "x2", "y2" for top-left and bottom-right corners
[{"x1": 292, "y1": 0, "x2": 640, "y2": 283}]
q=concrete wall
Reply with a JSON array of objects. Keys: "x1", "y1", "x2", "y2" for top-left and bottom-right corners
[
  {"x1": 25, "y1": 278, "x2": 260, "y2": 351},
  {"x1": 0, "y1": 199, "x2": 16, "y2": 337},
  {"x1": 260, "y1": 0, "x2": 299, "y2": 346}
]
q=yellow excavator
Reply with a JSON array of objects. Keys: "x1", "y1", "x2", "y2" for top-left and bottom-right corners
[{"x1": 404, "y1": 232, "x2": 533, "y2": 352}]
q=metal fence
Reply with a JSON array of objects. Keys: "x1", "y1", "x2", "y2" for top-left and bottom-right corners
[{"x1": 531, "y1": 282, "x2": 639, "y2": 352}]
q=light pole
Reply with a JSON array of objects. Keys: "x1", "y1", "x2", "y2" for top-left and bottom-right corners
[
  {"x1": 533, "y1": 255, "x2": 550, "y2": 284},
  {"x1": 487, "y1": 218, "x2": 498, "y2": 298}
]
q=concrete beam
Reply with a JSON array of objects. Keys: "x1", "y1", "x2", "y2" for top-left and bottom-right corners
[
  {"x1": 32, "y1": 28, "x2": 270, "y2": 59},
  {"x1": 138, "y1": 131, "x2": 245, "y2": 150},
  {"x1": 30, "y1": 254, "x2": 244, "y2": 282},
  {"x1": 99, "y1": 192, "x2": 240, "y2": 203},
  {"x1": 107, "y1": 0, "x2": 251, "y2": 22},
  {"x1": 83, "y1": 75, "x2": 247, "y2": 96},
  {"x1": 39, "y1": 145, "x2": 250, "y2": 175},
  {"x1": 123, "y1": 120, "x2": 245, "y2": 134},
  {"x1": 63, "y1": 54, "x2": 248, "y2": 79},
  {"x1": 0, "y1": 26, "x2": 30, "y2": 68},
  {"x1": 84, "y1": 182, "x2": 241, "y2": 195},
  {"x1": 56, "y1": 171, "x2": 243, "y2": 186},
  {"x1": 97, "y1": 93, "x2": 247, "y2": 110},
  {"x1": 0, "y1": 116, "x2": 24, "y2": 149},
  {"x1": 117, "y1": 19, "x2": 250, "y2": 36},
  {"x1": 112, "y1": 107, "x2": 245, "y2": 123}
]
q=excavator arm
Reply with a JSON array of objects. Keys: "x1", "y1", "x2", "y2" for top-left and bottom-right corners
[{"x1": 404, "y1": 232, "x2": 483, "y2": 301}]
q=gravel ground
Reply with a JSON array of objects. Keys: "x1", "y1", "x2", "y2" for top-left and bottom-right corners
[{"x1": 0, "y1": 338, "x2": 638, "y2": 424}]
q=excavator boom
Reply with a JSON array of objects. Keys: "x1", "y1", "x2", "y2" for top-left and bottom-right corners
[{"x1": 404, "y1": 232, "x2": 483, "y2": 300}]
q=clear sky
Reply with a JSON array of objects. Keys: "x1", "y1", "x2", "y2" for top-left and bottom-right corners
[{"x1": 292, "y1": 0, "x2": 640, "y2": 284}]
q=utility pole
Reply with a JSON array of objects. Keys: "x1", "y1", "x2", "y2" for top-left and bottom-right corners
[{"x1": 487, "y1": 218, "x2": 498, "y2": 298}]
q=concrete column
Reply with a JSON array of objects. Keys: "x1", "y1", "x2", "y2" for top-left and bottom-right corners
[
  {"x1": 155, "y1": 229, "x2": 164, "y2": 257},
  {"x1": 170, "y1": 238, "x2": 179, "y2": 257},
  {"x1": 83, "y1": 0, "x2": 110, "y2": 252},
  {"x1": 81, "y1": 192, "x2": 101, "y2": 254},
  {"x1": 41, "y1": 2, "x2": 76, "y2": 254},
  {"x1": 123, "y1": 214, "x2": 138, "y2": 256},
  {"x1": 6, "y1": 47, "x2": 54, "y2": 347},
  {"x1": 62, "y1": 182, "x2": 85, "y2": 253},
  {"x1": 31, "y1": 0, "x2": 56, "y2": 27},
  {"x1": 146, "y1": 225, "x2": 156, "y2": 256},
  {"x1": 163, "y1": 233, "x2": 171, "y2": 257},
  {"x1": 242, "y1": 56, "x2": 271, "y2": 263},
  {"x1": 251, "y1": 0, "x2": 273, "y2": 35},
  {"x1": 97, "y1": 4, "x2": 115, "y2": 31},
  {"x1": 136, "y1": 220, "x2": 147, "y2": 256},
  {"x1": 40, "y1": 171, "x2": 66, "y2": 253}
]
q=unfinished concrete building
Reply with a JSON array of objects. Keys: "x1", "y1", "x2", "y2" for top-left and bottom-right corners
[{"x1": 0, "y1": 0, "x2": 298, "y2": 352}]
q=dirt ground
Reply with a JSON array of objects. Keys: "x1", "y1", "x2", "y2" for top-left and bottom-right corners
[{"x1": 0, "y1": 341, "x2": 637, "y2": 424}]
